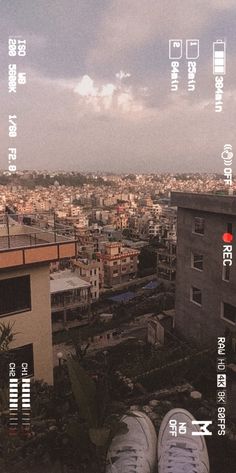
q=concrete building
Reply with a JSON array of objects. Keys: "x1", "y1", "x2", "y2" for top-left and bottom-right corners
[
  {"x1": 73, "y1": 258, "x2": 100, "y2": 300},
  {"x1": 157, "y1": 240, "x2": 176, "y2": 281},
  {"x1": 97, "y1": 242, "x2": 140, "y2": 287},
  {"x1": 171, "y1": 192, "x2": 236, "y2": 346},
  {"x1": 50, "y1": 269, "x2": 91, "y2": 331},
  {"x1": 148, "y1": 220, "x2": 162, "y2": 238},
  {"x1": 147, "y1": 311, "x2": 174, "y2": 346},
  {"x1": 147, "y1": 318, "x2": 164, "y2": 346},
  {"x1": 88, "y1": 328, "x2": 122, "y2": 349},
  {"x1": 0, "y1": 213, "x2": 77, "y2": 384}
]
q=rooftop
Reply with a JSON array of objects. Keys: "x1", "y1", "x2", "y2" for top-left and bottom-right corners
[
  {"x1": 50, "y1": 270, "x2": 90, "y2": 294},
  {"x1": 0, "y1": 212, "x2": 77, "y2": 270},
  {"x1": 122, "y1": 239, "x2": 148, "y2": 249},
  {"x1": 171, "y1": 192, "x2": 236, "y2": 215},
  {"x1": 74, "y1": 258, "x2": 100, "y2": 268}
]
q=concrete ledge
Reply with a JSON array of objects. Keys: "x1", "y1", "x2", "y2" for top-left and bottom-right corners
[{"x1": 171, "y1": 192, "x2": 236, "y2": 215}]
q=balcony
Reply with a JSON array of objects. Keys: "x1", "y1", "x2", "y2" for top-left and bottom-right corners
[
  {"x1": 157, "y1": 266, "x2": 176, "y2": 281},
  {"x1": 51, "y1": 295, "x2": 89, "y2": 312},
  {"x1": 157, "y1": 248, "x2": 176, "y2": 258},
  {"x1": 50, "y1": 269, "x2": 91, "y2": 313},
  {"x1": 0, "y1": 212, "x2": 77, "y2": 269}
]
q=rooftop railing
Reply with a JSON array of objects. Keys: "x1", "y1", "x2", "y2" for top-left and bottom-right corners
[{"x1": 0, "y1": 212, "x2": 77, "y2": 250}]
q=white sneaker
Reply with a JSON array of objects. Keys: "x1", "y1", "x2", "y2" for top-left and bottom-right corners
[
  {"x1": 106, "y1": 410, "x2": 157, "y2": 473},
  {"x1": 158, "y1": 408, "x2": 210, "y2": 473}
]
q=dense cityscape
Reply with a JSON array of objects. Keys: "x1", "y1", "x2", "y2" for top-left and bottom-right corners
[
  {"x1": 1, "y1": 0, "x2": 236, "y2": 471},
  {"x1": 0, "y1": 170, "x2": 236, "y2": 472}
]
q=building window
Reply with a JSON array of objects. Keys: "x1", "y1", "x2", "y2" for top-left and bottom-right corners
[
  {"x1": 222, "y1": 265, "x2": 230, "y2": 282},
  {"x1": 94, "y1": 269, "x2": 97, "y2": 275},
  {"x1": 94, "y1": 280, "x2": 97, "y2": 287},
  {"x1": 191, "y1": 253, "x2": 203, "y2": 271},
  {"x1": 193, "y1": 217, "x2": 205, "y2": 235},
  {"x1": 0, "y1": 275, "x2": 31, "y2": 317},
  {"x1": 221, "y1": 302, "x2": 236, "y2": 324},
  {"x1": 90, "y1": 270, "x2": 93, "y2": 276},
  {"x1": 113, "y1": 261, "x2": 118, "y2": 266},
  {"x1": 190, "y1": 286, "x2": 202, "y2": 306}
]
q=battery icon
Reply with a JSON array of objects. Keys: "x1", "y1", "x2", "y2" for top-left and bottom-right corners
[
  {"x1": 213, "y1": 40, "x2": 226, "y2": 75},
  {"x1": 186, "y1": 40, "x2": 199, "y2": 59},
  {"x1": 169, "y1": 40, "x2": 182, "y2": 59}
]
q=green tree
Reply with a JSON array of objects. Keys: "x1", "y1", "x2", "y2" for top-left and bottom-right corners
[
  {"x1": 67, "y1": 357, "x2": 128, "y2": 471},
  {"x1": 0, "y1": 322, "x2": 16, "y2": 390}
]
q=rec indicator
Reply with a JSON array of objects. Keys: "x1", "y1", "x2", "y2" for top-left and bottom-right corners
[{"x1": 222, "y1": 233, "x2": 233, "y2": 243}]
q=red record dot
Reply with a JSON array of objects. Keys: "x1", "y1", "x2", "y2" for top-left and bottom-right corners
[{"x1": 222, "y1": 233, "x2": 233, "y2": 243}]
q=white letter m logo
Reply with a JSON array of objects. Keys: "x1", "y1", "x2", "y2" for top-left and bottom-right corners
[{"x1": 192, "y1": 420, "x2": 212, "y2": 436}]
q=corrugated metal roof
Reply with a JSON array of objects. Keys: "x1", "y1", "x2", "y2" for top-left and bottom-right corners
[{"x1": 109, "y1": 291, "x2": 136, "y2": 303}]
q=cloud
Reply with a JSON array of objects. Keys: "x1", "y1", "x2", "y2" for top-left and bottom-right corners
[
  {"x1": 116, "y1": 70, "x2": 131, "y2": 80},
  {"x1": 212, "y1": 0, "x2": 236, "y2": 8},
  {"x1": 87, "y1": 0, "x2": 236, "y2": 68},
  {"x1": 1, "y1": 0, "x2": 236, "y2": 172},
  {"x1": 1, "y1": 63, "x2": 236, "y2": 173},
  {"x1": 74, "y1": 75, "x2": 99, "y2": 97},
  {"x1": 73, "y1": 74, "x2": 144, "y2": 113}
]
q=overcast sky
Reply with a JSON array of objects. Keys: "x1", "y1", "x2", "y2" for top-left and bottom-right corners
[{"x1": 0, "y1": 0, "x2": 235, "y2": 172}]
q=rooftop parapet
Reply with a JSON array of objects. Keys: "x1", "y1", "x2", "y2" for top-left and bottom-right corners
[
  {"x1": 171, "y1": 192, "x2": 236, "y2": 215},
  {"x1": 0, "y1": 212, "x2": 77, "y2": 269}
]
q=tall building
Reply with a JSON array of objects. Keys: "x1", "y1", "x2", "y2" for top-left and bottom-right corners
[
  {"x1": 73, "y1": 258, "x2": 101, "y2": 299},
  {"x1": 157, "y1": 240, "x2": 176, "y2": 281},
  {"x1": 171, "y1": 192, "x2": 236, "y2": 346},
  {"x1": 0, "y1": 213, "x2": 77, "y2": 384}
]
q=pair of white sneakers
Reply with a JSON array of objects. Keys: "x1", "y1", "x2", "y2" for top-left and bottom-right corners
[{"x1": 106, "y1": 409, "x2": 210, "y2": 473}]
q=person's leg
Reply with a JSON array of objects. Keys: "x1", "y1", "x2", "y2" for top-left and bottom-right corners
[{"x1": 158, "y1": 408, "x2": 210, "y2": 473}]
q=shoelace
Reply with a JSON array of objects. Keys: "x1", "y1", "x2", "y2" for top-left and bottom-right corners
[
  {"x1": 107, "y1": 446, "x2": 149, "y2": 472},
  {"x1": 164, "y1": 443, "x2": 200, "y2": 473}
]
